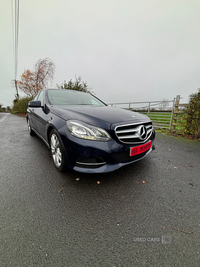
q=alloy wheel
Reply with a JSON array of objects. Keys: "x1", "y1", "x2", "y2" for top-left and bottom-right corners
[{"x1": 50, "y1": 133, "x2": 62, "y2": 168}]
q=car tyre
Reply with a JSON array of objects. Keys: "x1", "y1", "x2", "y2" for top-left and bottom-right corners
[
  {"x1": 27, "y1": 118, "x2": 35, "y2": 136},
  {"x1": 50, "y1": 129, "x2": 68, "y2": 172}
]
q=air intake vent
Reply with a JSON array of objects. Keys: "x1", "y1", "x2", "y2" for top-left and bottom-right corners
[{"x1": 115, "y1": 122, "x2": 153, "y2": 144}]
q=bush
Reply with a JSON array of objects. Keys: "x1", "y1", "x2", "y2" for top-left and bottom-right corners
[
  {"x1": 184, "y1": 89, "x2": 200, "y2": 138},
  {"x1": 57, "y1": 76, "x2": 93, "y2": 93},
  {"x1": 12, "y1": 97, "x2": 33, "y2": 114}
]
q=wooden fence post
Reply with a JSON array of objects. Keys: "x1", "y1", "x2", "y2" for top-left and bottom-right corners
[{"x1": 171, "y1": 95, "x2": 180, "y2": 131}]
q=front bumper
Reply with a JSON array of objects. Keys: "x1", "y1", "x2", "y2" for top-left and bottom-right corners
[{"x1": 59, "y1": 127, "x2": 155, "y2": 173}]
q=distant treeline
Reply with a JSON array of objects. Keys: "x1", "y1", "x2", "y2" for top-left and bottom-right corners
[{"x1": 0, "y1": 104, "x2": 11, "y2": 112}]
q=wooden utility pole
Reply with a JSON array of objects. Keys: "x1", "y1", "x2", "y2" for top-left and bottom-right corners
[{"x1": 15, "y1": 79, "x2": 19, "y2": 100}]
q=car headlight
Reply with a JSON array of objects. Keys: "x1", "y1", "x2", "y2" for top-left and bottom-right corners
[{"x1": 67, "y1": 120, "x2": 111, "y2": 141}]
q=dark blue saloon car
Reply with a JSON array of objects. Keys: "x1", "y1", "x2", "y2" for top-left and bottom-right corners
[{"x1": 27, "y1": 89, "x2": 155, "y2": 173}]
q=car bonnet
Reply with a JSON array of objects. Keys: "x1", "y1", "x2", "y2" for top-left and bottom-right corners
[{"x1": 50, "y1": 105, "x2": 151, "y2": 130}]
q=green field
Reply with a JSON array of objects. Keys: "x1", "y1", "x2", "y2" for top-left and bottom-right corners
[{"x1": 140, "y1": 112, "x2": 186, "y2": 131}]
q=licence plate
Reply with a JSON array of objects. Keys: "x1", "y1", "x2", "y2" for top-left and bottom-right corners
[{"x1": 130, "y1": 141, "x2": 152, "y2": 157}]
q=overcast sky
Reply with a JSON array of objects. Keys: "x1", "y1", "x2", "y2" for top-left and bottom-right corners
[{"x1": 1, "y1": 0, "x2": 200, "y2": 107}]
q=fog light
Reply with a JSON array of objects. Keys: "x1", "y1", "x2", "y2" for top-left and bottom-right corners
[{"x1": 76, "y1": 157, "x2": 106, "y2": 168}]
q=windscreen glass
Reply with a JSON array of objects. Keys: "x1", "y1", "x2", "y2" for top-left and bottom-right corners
[{"x1": 47, "y1": 90, "x2": 105, "y2": 107}]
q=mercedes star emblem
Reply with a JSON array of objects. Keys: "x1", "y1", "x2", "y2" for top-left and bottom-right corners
[{"x1": 138, "y1": 125, "x2": 147, "y2": 140}]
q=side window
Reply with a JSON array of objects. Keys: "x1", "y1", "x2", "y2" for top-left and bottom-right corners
[{"x1": 37, "y1": 91, "x2": 44, "y2": 106}]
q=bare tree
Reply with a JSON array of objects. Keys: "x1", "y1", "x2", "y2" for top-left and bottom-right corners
[
  {"x1": 17, "y1": 58, "x2": 55, "y2": 97},
  {"x1": 34, "y1": 58, "x2": 55, "y2": 90}
]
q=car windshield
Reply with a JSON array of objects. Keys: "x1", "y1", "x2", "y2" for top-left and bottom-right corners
[{"x1": 47, "y1": 90, "x2": 105, "y2": 107}]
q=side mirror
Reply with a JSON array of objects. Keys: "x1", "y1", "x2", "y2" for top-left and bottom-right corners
[{"x1": 28, "y1": 100, "x2": 42, "y2": 107}]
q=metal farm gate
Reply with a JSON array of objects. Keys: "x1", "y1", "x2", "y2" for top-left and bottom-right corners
[{"x1": 107, "y1": 97, "x2": 182, "y2": 130}]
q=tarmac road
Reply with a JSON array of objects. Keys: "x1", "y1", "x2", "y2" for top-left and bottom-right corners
[{"x1": 0, "y1": 113, "x2": 200, "y2": 267}]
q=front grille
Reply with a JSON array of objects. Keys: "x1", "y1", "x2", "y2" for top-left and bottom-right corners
[{"x1": 115, "y1": 122, "x2": 153, "y2": 144}]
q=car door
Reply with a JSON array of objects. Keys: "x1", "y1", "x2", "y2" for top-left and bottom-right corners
[
  {"x1": 32, "y1": 91, "x2": 49, "y2": 139},
  {"x1": 28, "y1": 93, "x2": 39, "y2": 131}
]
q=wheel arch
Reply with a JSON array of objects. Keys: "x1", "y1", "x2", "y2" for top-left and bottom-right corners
[{"x1": 47, "y1": 125, "x2": 56, "y2": 145}]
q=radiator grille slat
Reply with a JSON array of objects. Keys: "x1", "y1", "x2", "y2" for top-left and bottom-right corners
[{"x1": 115, "y1": 122, "x2": 153, "y2": 144}]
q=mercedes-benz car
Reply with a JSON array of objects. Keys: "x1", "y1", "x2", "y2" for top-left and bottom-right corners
[{"x1": 26, "y1": 89, "x2": 155, "y2": 173}]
